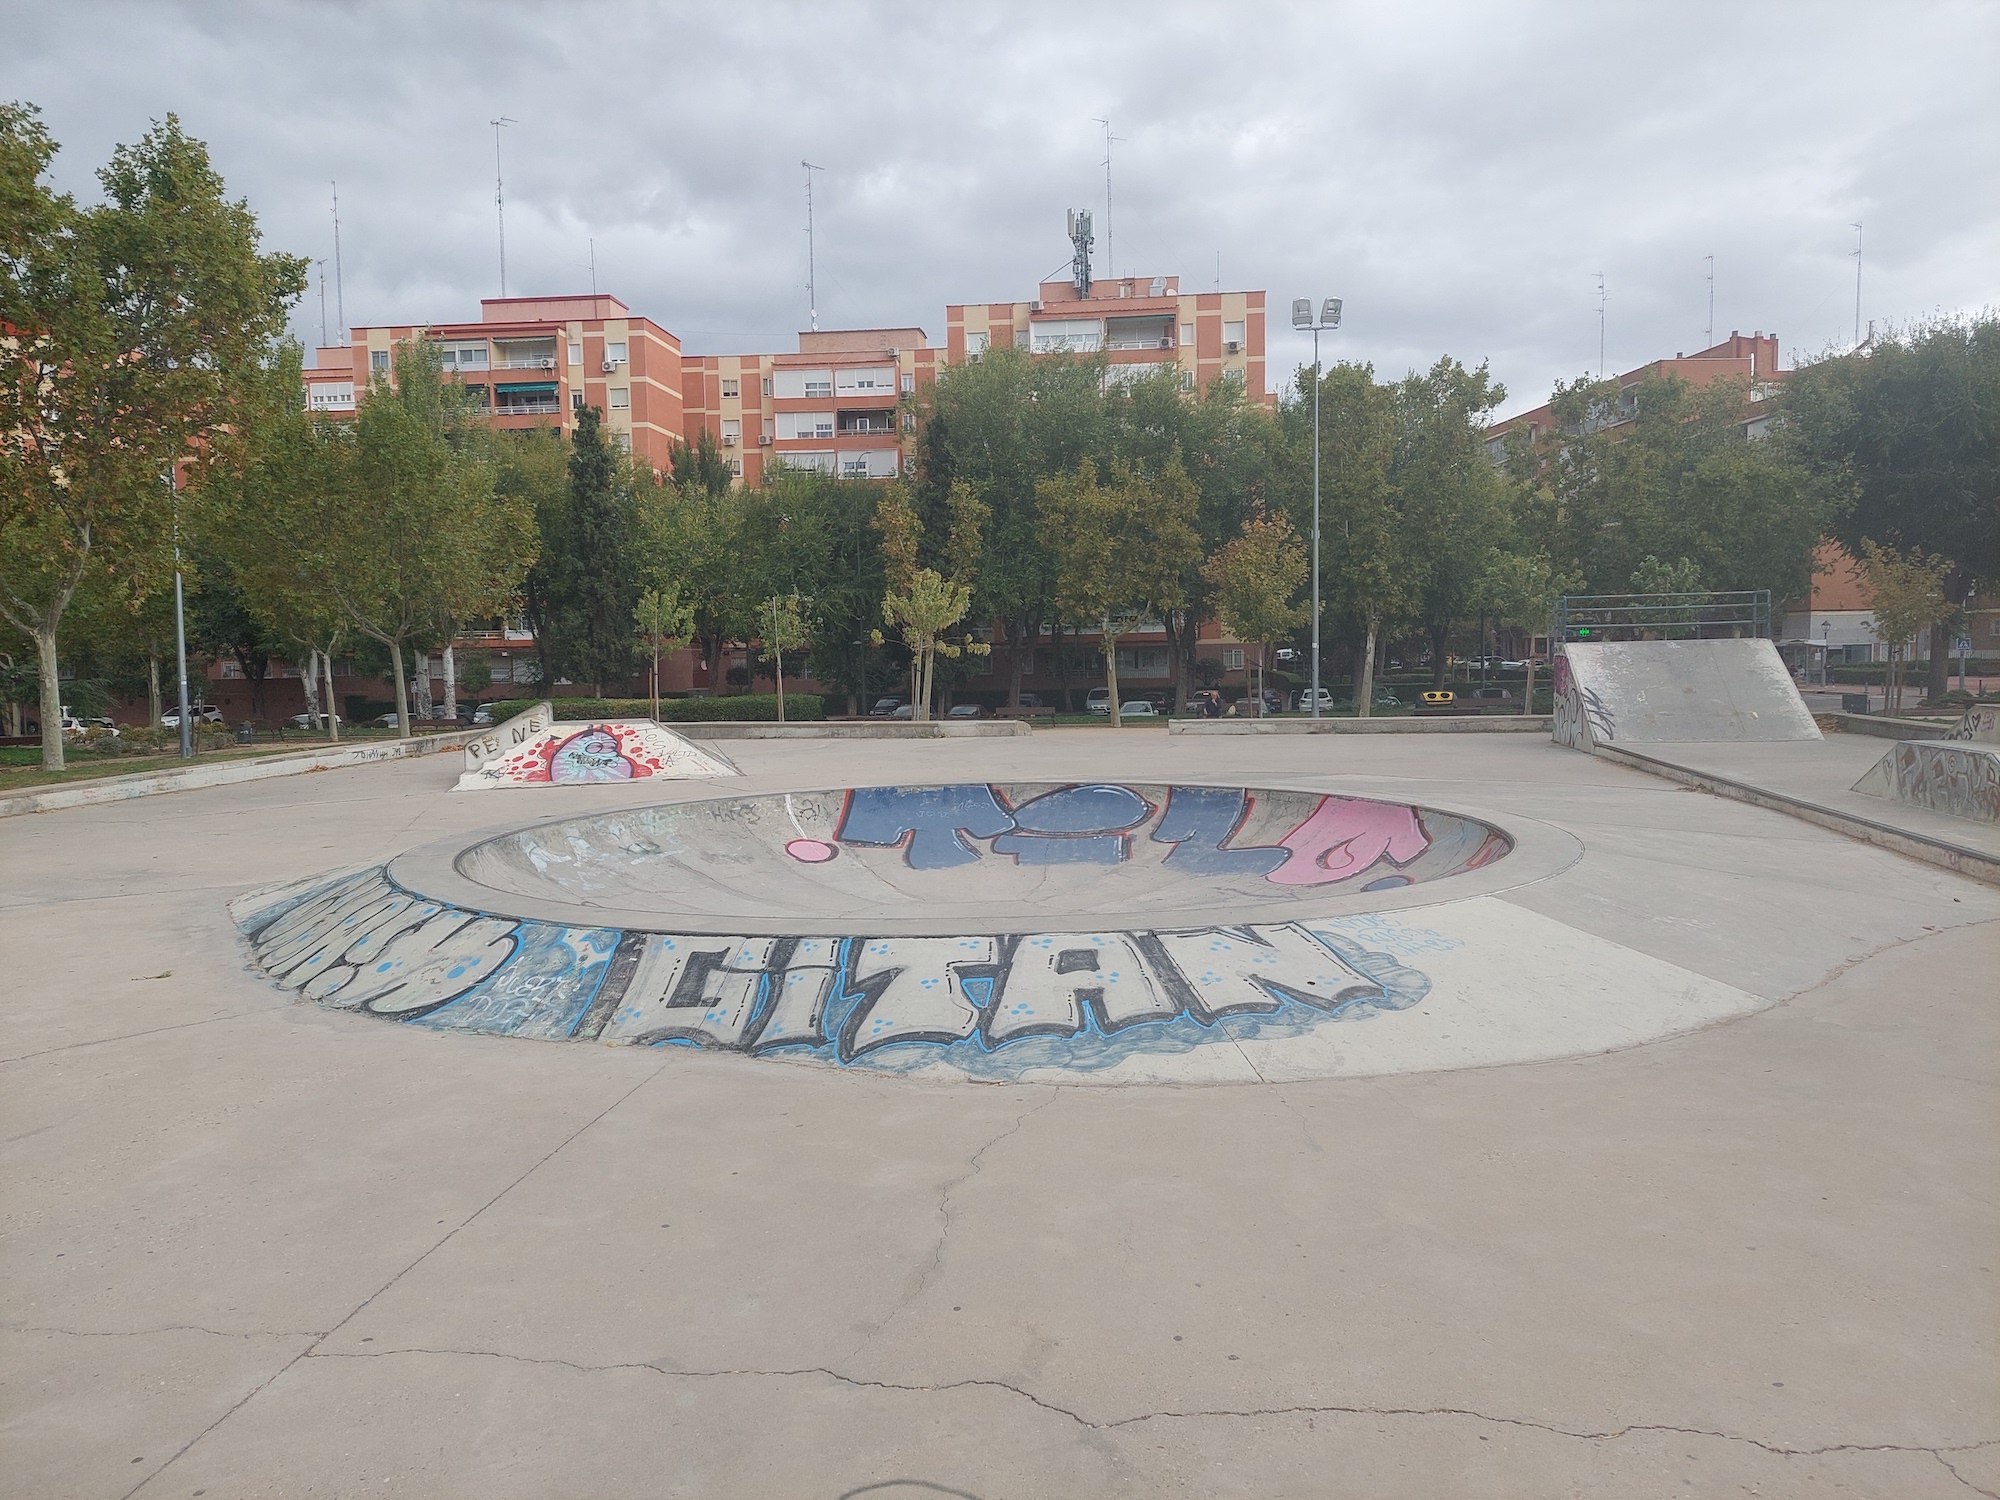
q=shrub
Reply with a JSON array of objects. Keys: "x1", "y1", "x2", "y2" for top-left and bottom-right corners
[{"x1": 486, "y1": 693, "x2": 824, "y2": 723}]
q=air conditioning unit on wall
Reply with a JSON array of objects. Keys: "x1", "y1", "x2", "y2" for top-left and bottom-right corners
[
  {"x1": 1225, "y1": 341, "x2": 1241, "y2": 355},
  {"x1": 601, "y1": 360, "x2": 616, "y2": 373},
  {"x1": 758, "y1": 434, "x2": 772, "y2": 446},
  {"x1": 539, "y1": 358, "x2": 555, "y2": 369}
]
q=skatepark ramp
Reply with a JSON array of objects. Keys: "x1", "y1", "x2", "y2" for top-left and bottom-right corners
[
  {"x1": 1853, "y1": 704, "x2": 2000, "y2": 822},
  {"x1": 1552, "y1": 638, "x2": 1821, "y2": 750}
]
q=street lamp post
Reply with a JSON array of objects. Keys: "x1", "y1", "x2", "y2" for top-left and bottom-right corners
[{"x1": 1291, "y1": 297, "x2": 1342, "y2": 718}]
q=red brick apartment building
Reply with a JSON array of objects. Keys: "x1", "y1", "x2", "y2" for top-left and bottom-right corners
[{"x1": 1484, "y1": 330, "x2": 1787, "y2": 455}]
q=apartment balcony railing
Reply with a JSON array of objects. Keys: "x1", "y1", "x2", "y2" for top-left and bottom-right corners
[
  {"x1": 494, "y1": 400, "x2": 561, "y2": 416},
  {"x1": 1106, "y1": 336, "x2": 1177, "y2": 351},
  {"x1": 499, "y1": 357, "x2": 559, "y2": 370}
]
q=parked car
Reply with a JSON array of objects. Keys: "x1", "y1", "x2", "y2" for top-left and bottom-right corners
[
  {"x1": 945, "y1": 703, "x2": 984, "y2": 719},
  {"x1": 868, "y1": 697, "x2": 905, "y2": 717},
  {"x1": 1015, "y1": 693, "x2": 1046, "y2": 709},
  {"x1": 1501, "y1": 658, "x2": 1531, "y2": 671},
  {"x1": 1294, "y1": 687, "x2": 1339, "y2": 713},
  {"x1": 1119, "y1": 700, "x2": 1158, "y2": 717},
  {"x1": 373, "y1": 711, "x2": 404, "y2": 728},
  {"x1": 889, "y1": 704, "x2": 915, "y2": 720},
  {"x1": 160, "y1": 705, "x2": 224, "y2": 728},
  {"x1": 288, "y1": 712, "x2": 342, "y2": 729},
  {"x1": 60, "y1": 715, "x2": 118, "y2": 738},
  {"x1": 470, "y1": 704, "x2": 494, "y2": 726},
  {"x1": 1465, "y1": 685, "x2": 1520, "y2": 710},
  {"x1": 1086, "y1": 687, "x2": 1112, "y2": 715}
]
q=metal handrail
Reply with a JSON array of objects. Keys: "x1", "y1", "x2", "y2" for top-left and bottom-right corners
[{"x1": 1554, "y1": 589, "x2": 1771, "y2": 642}]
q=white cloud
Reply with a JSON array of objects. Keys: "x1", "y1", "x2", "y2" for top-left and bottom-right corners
[{"x1": 13, "y1": 0, "x2": 1997, "y2": 415}]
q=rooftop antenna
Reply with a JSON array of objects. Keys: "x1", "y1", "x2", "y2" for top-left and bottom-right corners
[
  {"x1": 802, "y1": 160, "x2": 824, "y2": 332},
  {"x1": 491, "y1": 116, "x2": 516, "y2": 297},
  {"x1": 1595, "y1": 272, "x2": 1608, "y2": 378},
  {"x1": 330, "y1": 182, "x2": 345, "y2": 342},
  {"x1": 315, "y1": 259, "x2": 327, "y2": 349},
  {"x1": 1215, "y1": 250, "x2": 1220, "y2": 293},
  {"x1": 1705, "y1": 254, "x2": 1714, "y2": 347},
  {"x1": 1851, "y1": 222, "x2": 1863, "y2": 346},
  {"x1": 589, "y1": 237, "x2": 596, "y2": 296},
  {"x1": 1093, "y1": 116, "x2": 1123, "y2": 279},
  {"x1": 1067, "y1": 208, "x2": 1094, "y2": 299}
]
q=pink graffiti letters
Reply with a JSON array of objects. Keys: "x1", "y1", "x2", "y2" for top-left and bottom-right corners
[{"x1": 1268, "y1": 797, "x2": 1431, "y2": 886}]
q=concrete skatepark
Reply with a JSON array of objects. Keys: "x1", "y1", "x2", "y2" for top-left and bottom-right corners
[{"x1": 4, "y1": 648, "x2": 1997, "y2": 1497}]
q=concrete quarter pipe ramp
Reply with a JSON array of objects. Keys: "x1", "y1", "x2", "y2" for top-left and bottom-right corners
[
  {"x1": 1853, "y1": 706, "x2": 2000, "y2": 821},
  {"x1": 456, "y1": 706, "x2": 736, "y2": 790},
  {"x1": 1552, "y1": 638, "x2": 1821, "y2": 749}
]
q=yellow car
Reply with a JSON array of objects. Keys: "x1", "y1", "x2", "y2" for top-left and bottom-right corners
[{"x1": 1420, "y1": 689, "x2": 1456, "y2": 707}]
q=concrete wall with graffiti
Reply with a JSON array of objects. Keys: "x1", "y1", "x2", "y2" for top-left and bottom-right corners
[
  {"x1": 456, "y1": 713, "x2": 736, "y2": 790},
  {"x1": 1853, "y1": 741, "x2": 2000, "y2": 823}
]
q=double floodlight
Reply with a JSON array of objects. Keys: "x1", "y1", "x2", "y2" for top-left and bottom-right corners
[{"x1": 1292, "y1": 297, "x2": 1343, "y2": 330}]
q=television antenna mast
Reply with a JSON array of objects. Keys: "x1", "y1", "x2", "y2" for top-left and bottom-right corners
[
  {"x1": 1595, "y1": 272, "x2": 1608, "y2": 377},
  {"x1": 1851, "y1": 222, "x2": 1863, "y2": 346},
  {"x1": 330, "y1": 182, "x2": 346, "y2": 342},
  {"x1": 315, "y1": 259, "x2": 327, "y2": 349},
  {"x1": 1092, "y1": 116, "x2": 1123, "y2": 279},
  {"x1": 1705, "y1": 254, "x2": 1714, "y2": 346},
  {"x1": 491, "y1": 116, "x2": 516, "y2": 296},
  {"x1": 802, "y1": 160, "x2": 824, "y2": 331},
  {"x1": 588, "y1": 237, "x2": 596, "y2": 296}
]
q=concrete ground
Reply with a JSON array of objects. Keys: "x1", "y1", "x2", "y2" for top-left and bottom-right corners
[{"x1": 3, "y1": 731, "x2": 1996, "y2": 1498}]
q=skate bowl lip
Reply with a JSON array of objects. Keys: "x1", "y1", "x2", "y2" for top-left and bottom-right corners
[{"x1": 384, "y1": 779, "x2": 1581, "y2": 937}]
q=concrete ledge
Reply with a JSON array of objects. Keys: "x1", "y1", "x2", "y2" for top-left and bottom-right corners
[
  {"x1": 1591, "y1": 742, "x2": 2000, "y2": 887},
  {"x1": 677, "y1": 720, "x2": 1032, "y2": 740},
  {"x1": 1818, "y1": 711, "x2": 1964, "y2": 740},
  {"x1": 0, "y1": 730, "x2": 480, "y2": 819},
  {"x1": 1170, "y1": 715, "x2": 1553, "y2": 736}
]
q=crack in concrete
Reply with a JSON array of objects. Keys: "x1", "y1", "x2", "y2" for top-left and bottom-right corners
[
  {"x1": 0, "y1": 1008, "x2": 262, "y2": 1066},
  {"x1": 841, "y1": 1088, "x2": 1060, "y2": 1364},
  {"x1": 1783, "y1": 915, "x2": 2000, "y2": 1008},
  {"x1": 120, "y1": 1058, "x2": 672, "y2": 1500},
  {"x1": 2, "y1": 1323, "x2": 318, "y2": 1342},
  {"x1": 293, "y1": 1343, "x2": 2000, "y2": 1484}
]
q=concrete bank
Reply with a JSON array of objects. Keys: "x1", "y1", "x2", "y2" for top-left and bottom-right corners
[
  {"x1": 0, "y1": 729, "x2": 480, "y2": 819},
  {"x1": 1818, "y1": 710, "x2": 1965, "y2": 740},
  {"x1": 679, "y1": 720, "x2": 1031, "y2": 740},
  {"x1": 1592, "y1": 740, "x2": 2000, "y2": 886},
  {"x1": 1170, "y1": 714, "x2": 1552, "y2": 736}
]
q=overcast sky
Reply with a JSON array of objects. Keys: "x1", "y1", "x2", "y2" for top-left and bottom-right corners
[{"x1": 10, "y1": 1, "x2": 1998, "y2": 418}]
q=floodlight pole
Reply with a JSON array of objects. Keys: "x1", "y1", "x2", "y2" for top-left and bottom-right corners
[
  {"x1": 169, "y1": 472, "x2": 192, "y2": 759},
  {"x1": 1293, "y1": 297, "x2": 1341, "y2": 719},
  {"x1": 1311, "y1": 322, "x2": 1322, "y2": 719}
]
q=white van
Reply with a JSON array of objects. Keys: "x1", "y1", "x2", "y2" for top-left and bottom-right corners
[{"x1": 1086, "y1": 687, "x2": 1112, "y2": 715}]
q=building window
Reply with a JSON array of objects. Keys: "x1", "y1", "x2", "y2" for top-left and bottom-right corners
[
  {"x1": 1180, "y1": 370, "x2": 1196, "y2": 391},
  {"x1": 606, "y1": 340, "x2": 628, "y2": 365},
  {"x1": 1180, "y1": 322, "x2": 1194, "y2": 346},
  {"x1": 609, "y1": 388, "x2": 629, "y2": 409},
  {"x1": 804, "y1": 378, "x2": 832, "y2": 398},
  {"x1": 721, "y1": 419, "x2": 740, "y2": 446},
  {"x1": 721, "y1": 377, "x2": 740, "y2": 398},
  {"x1": 1222, "y1": 320, "x2": 1245, "y2": 352},
  {"x1": 731, "y1": 457, "x2": 743, "y2": 476},
  {"x1": 615, "y1": 432, "x2": 632, "y2": 453},
  {"x1": 762, "y1": 377, "x2": 774, "y2": 396},
  {"x1": 901, "y1": 372, "x2": 915, "y2": 394},
  {"x1": 762, "y1": 418, "x2": 775, "y2": 441},
  {"x1": 814, "y1": 419, "x2": 833, "y2": 438},
  {"x1": 370, "y1": 349, "x2": 389, "y2": 374},
  {"x1": 1223, "y1": 648, "x2": 1245, "y2": 671},
  {"x1": 440, "y1": 343, "x2": 488, "y2": 371},
  {"x1": 965, "y1": 331, "x2": 988, "y2": 360},
  {"x1": 568, "y1": 341, "x2": 583, "y2": 366},
  {"x1": 571, "y1": 389, "x2": 585, "y2": 410}
]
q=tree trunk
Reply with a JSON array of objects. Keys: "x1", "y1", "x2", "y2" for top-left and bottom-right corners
[
  {"x1": 1430, "y1": 622, "x2": 1450, "y2": 688},
  {"x1": 245, "y1": 656, "x2": 269, "y2": 722},
  {"x1": 443, "y1": 644, "x2": 458, "y2": 722},
  {"x1": 1523, "y1": 653, "x2": 1537, "y2": 715},
  {"x1": 1104, "y1": 623, "x2": 1123, "y2": 729},
  {"x1": 1357, "y1": 616, "x2": 1380, "y2": 720},
  {"x1": 650, "y1": 648, "x2": 661, "y2": 722},
  {"x1": 147, "y1": 652, "x2": 162, "y2": 728},
  {"x1": 410, "y1": 648, "x2": 433, "y2": 721},
  {"x1": 775, "y1": 646, "x2": 787, "y2": 723},
  {"x1": 35, "y1": 625, "x2": 64, "y2": 771},
  {"x1": 323, "y1": 649, "x2": 341, "y2": 742},
  {"x1": 302, "y1": 648, "x2": 323, "y2": 729},
  {"x1": 1008, "y1": 615, "x2": 1028, "y2": 708},
  {"x1": 389, "y1": 642, "x2": 411, "y2": 739},
  {"x1": 1164, "y1": 610, "x2": 1187, "y2": 715}
]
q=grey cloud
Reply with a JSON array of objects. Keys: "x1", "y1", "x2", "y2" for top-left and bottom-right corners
[{"x1": 10, "y1": 0, "x2": 1997, "y2": 414}]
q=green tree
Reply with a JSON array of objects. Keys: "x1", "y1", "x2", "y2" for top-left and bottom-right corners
[
  {"x1": 760, "y1": 591, "x2": 811, "y2": 722},
  {"x1": 1202, "y1": 507, "x2": 1309, "y2": 712},
  {"x1": 650, "y1": 429, "x2": 745, "y2": 692},
  {"x1": 0, "y1": 105, "x2": 304, "y2": 767},
  {"x1": 880, "y1": 570, "x2": 982, "y2": 721},
  {"x1": 633, "y1": 583, "x2": 694, "y2": 722},
  {"x1": 544, "y1": 405, "x2": 640, "y2": 690},
  {"x1": 1781, "y1": 315, "x2": 2000, "y2": 700},
  {"x1": 1855, "y1": 540, "x2": 1952, "y2": 714},
  {"x1": 1039, "y1": 454, "x2": 1202, "y2": 728},
  {"x1": 274, "y1": 339, "x2": 530, "y2": 738}
]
